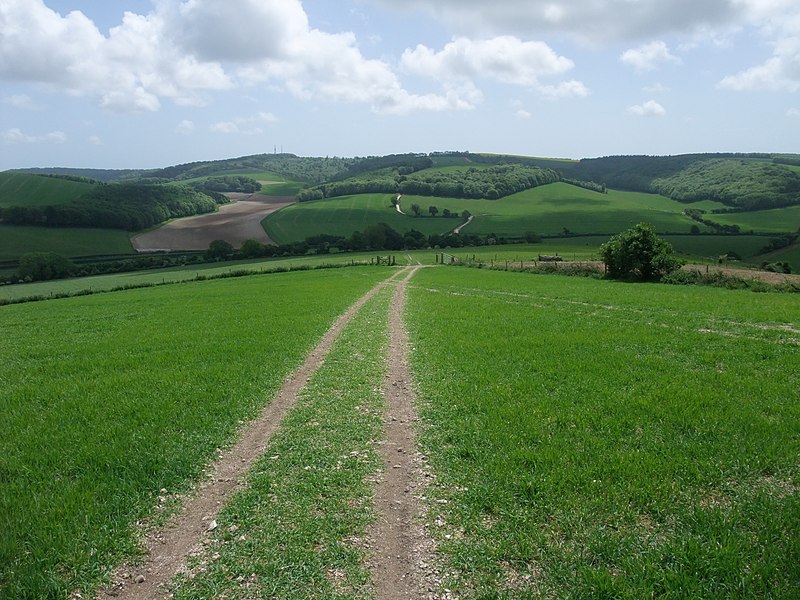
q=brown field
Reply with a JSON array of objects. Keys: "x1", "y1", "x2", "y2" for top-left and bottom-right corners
[{"x1": 131, "y1": 195, "x2": 293, "y2": 252}]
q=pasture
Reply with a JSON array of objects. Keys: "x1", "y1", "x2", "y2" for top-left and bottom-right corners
[
  {"x1": 0, "y1": 268, "x2": 388, "y2": 599},
  {"x1": 407, "y1": 267, "x2": 799, "y2": 598},
  {"x1": 262, "y1": 193, "x2": 458, "y2": 243},
  {"x1": 264, "y1": 183, "x2": 707, "y2": 245},
  {"x1": 0, "y1": 173, "x2": 93, "y2": 208},
  {"x1": 0, "y1": 225, "x2": 134, "y2": 261},
  {"x1": 710, "y1": 205, "x2": 800, "y2": 234},
  {"x1": 2, "y1": 262, "x2": 798, "y2": 598}
]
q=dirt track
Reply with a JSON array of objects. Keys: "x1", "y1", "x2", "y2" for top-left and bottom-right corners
[
  {"x1": 131, "y1": 195, "x2": 293, "y2": 252},
  {"x1": 99, "y1": 269, "x2": 410, "y2": 600}
]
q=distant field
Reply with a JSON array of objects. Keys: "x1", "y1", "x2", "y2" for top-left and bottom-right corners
[
  {"x1": 664, "y1": 234, "x2": 774, "y2": 260},
  {"x1": 263, "y1": 193, "x2": 458, "y2": 243},
  {"x1": 710, "y1": 205, "x2": 800, "y2": 233},
  {"x1": 753, "y1": 243, "x2": 800, "y2": 270},
  {"x1": 0, "y1": 225, "x2": 133, "y2": 261},
  {"x1": 263, "y1": 184, "x2": 702, "y2": 244},
  {"x1": 0, "y1": 172, "x2": 93, "y2": 208}
]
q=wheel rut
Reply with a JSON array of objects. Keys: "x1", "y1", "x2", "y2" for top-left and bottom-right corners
[
  {"x1": 99, "y1": 268, "x2": 409, "y2": 600},
  {"x1": 368, "y1": 265, "x2": 439, "y2": 599}
]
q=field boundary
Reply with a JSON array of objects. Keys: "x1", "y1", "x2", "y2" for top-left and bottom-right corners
[{"x1": 99, "y1": 267, "x2": 411, "y2": 600}]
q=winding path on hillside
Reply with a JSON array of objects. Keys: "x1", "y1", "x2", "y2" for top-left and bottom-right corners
[{"x1": 130, "y1": 194, "x2": 294, "y2": 252}]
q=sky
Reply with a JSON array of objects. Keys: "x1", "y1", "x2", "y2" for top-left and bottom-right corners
[{"x1": 0, "y1": 0, "x2": 798, "y2": 170}]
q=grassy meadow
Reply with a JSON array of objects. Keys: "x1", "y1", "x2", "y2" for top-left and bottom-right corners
[
  {"x1": 710, "y1": 205, "x2": 800, "y2": 234},
  {"x1": 0, "y1": 173, "x2": 93, "y2": 208},
  {"x1": 407, "y1": 267, "x2": 799, "y2": 598},
  {"x1": 0, "y1": 267, "x2": 388, "y2": 599},
  {"x1": 0, "y1": 225, "x2": 134, "y2": 261},
  {"x1": 264, "y1": 183, "x2": 707, "y2": 245}
]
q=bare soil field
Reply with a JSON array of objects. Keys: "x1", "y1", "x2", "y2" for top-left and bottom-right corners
[{"x1": 131, "y1": 195, "x2": 293, "y2": 252}]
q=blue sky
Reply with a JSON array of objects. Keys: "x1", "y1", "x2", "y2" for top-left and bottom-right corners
[{"x1": 1, "y1": 0, "x2": 798, "y2": 169}]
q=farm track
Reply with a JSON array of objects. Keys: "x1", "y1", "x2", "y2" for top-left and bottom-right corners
[
  {"x1": 100, "y1": 267, "x2": 412, "y2": 600},
  {"x1": 368, "y1": 266, "x2": 439, "y2": 599}
]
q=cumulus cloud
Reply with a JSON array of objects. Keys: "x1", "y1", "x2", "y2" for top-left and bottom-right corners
[
  {"x1": 719, "y1": 34, "x2": 800, "y2": 92},
  {"x1": 2, "y1": 128, "x2": 67, "y2": 143},
  {"x1": 88, "y1": 136, "x2": 103, "y2": 145},
  {"x1": 787, "y1": 108, "x2": 800, "y2": 117},
  {"x1": 0, "y1": 0, "x2": 465, "y2": 115},
  {"x1": 627, "y1": 100, "x2": 666, "y2": 116},
  {"x1": 621, "y1": 41, "x2": 680, "y2": 71},
  {"x1": 516, "y1": 109, "x2": 532, "y2": 119},
  {"x1": 401, "y1": 36, "x2": 587, "y2": 98}
]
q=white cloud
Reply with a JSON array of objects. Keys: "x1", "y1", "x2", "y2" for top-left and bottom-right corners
[
  {"x1": 210, "y1": 112, "x2": 279, "y2": 135},
  {"x1": 402, "y1": 36, "x2": 574, "y2": 85},
  {"x1": 88, "y1": 136, "x2": 103, "y2": 145},
  {"x1": 176, "y1": 120, "x2": 195, "y2": 135},
  {"x1": 621, "y1": 41, "x2": 680, "y2": 71},
  {"x1": 3, "y1": 94, "x2": 40, "y2": 110},
  {"x1": 643, "y1": 82, "x2": 669, "y2": 93},
  {"x1": 400, "y1": 36, "x2": 587, "y2": 99},
  {"x1": 2, "y1": 128, "x2": 67, "y2": 143},
  {"x1": 719, "y1": 35, "x2": 800, "y2": 92},
  {"x1": 788, "y1": 108, "x2": 800, "y2": 117},
  {"x1": 627, "y1": 100, "x2": 666, "y2": 116},
  {"x1": 0, "y1": 0, "x2": 464, "y2": 115},
  {"x1": 516, "y1": 109, "x2": 532, "y2": 119}
]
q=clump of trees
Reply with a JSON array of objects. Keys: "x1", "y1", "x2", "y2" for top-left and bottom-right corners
[
  {"x1": 192, "y1": 176, "x2": 261, "y2": 193},
  {"x1": 297, "y1": 164, "x2": 560, "y2": 202},
  {"x1": 600, "y1": 223, "x2": 680, "y2": 281},
  {"x1": 0, "y1": 183, "x2": 224, "y2": 231}
]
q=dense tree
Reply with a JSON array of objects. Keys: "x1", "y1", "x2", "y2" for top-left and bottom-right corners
[
  {"x1": 411, "y1": 203, "x2": 421, "y2": 216},
  {"x1": 17, "y1": 252, "x2": 75, "y2": 281},
  {"x1": 428, "y1": 205, "x2": 439, "y2": 217},
  {"x1": 206, "y1": 239, "x2": 235, "y2": 260},
  {"x1": 600, "y1": 223, "x2": 680, "y2": 281}
]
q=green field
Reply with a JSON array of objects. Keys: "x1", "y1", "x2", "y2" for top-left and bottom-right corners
[
  {"x1": 265, "y1": 183, "x2": 705, "y2": 245},
  {"x1": 263, "y1": 193, "x2": 459, "y2": 243},
  {"x1": 0, "y1": 225, "x2": 134, "y2": 261},
  {"x1": 710, "y1": 205, "x2": 800, "y2": 234},
  {"x1": 0, "y1": 172, "x2": 93, "y2": 208},
  {"x1": 0, "y1": 267, "x2": 388, "y2": 599},
  {"x1": 408, "y1": 267, "x2": 799, "y2": 598},
  {"x1": 2, "y1": 262, "x2": 798, "y2": 598}
]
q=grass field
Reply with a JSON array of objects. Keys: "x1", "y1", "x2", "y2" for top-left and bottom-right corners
[
  {"x1": 0, "y1": 267, "x2": 388, "y2": 599},
  {"x1": 172, "y1": 286, "x2": 392, "y2": 599},
  {"x1": 0, "y1": 225, "x2": 134, "y2": 261},
  {"x1": 263, "y1": 193, "x2": 458, "y2": 243},
  {"x1": 264, "y1": 183, "x2": 705, "y2": 245},
  {"x1": 0, "y1": 173, "x2": 93, "y2": 208},
  {"x1": 407, "y1": 267, "x2": 800, "y2": 598},
  {"x1": 2, "y1": 261, "x2": 798, "y2": 598},
  {"x1": 710, "y1": 205, "x2": 800, "y2": 234}
]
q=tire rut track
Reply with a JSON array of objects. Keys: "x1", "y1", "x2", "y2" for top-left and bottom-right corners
[
  {"x1": 369, "y1": 265, "x2": 440, "y2": 600},
  {"x1": 99, "y1": 268, "x2": 409, "y2": 600}
]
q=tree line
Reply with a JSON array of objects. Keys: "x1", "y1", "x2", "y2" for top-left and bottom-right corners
[
  {"x1": 297, "y1": 164, "x2": 560, "y2": 202},
  {"x1": 0, "y1": 183, "x2": 224, "y2": 231}
]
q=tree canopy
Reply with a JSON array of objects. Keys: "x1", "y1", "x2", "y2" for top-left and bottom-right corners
[{"x1": 600, "y1": 223, "x2": 680, "y2": 281}]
